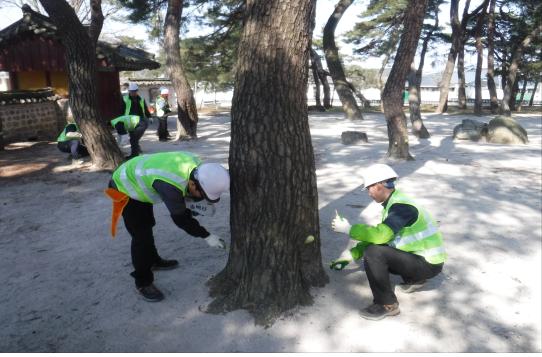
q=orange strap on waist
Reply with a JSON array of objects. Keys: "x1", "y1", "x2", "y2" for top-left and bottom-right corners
[{"x1": 104, "y1": 188, "x2": 130, "y2": 238}]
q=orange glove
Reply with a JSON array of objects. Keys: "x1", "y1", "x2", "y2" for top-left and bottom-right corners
[{"x1": 104, "y1": 188, "x2": 130, "y2": 238}]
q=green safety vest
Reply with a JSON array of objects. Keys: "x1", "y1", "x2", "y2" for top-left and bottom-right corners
[
  {"x1": 123, "y1": 95, "x2": 146, "y2": 117},
  {"x1": 382, "y1": 189, "x2": 447, "y2": 264},
  {"x1": 111, "y1": 151, "x2": 201, "y2": 203},
  {"x1": 110, "y1": 115, "x2": 141, "y2": 132},
  {"x1": 155, "y1": 96, "x2": 168, "y2": 117},
  {"x1": 57, "y1": 123, "x2": 80, "y2": 142}
]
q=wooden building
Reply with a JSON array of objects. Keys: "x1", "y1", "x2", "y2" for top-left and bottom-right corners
[{"x1": 0, "y1": 4, "x2": 160, "y2": 121}]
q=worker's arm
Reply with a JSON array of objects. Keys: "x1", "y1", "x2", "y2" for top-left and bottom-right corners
[
  {"x1": 350, "y1": 203, "x2": 418, "y2": 244},
  {"x1": 152, "y1": 180, "x2": 210, "y2": 238}
]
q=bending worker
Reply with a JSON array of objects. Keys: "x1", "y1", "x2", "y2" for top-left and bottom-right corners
[
  {"x1": 105, "y1": 151, "x2": 230, "y2": 302},
  {"x1": 331, "y1": 164, "x2": 446, "y2": 321},
  {"x1": 112, "y1": 82, "x2": 151, "y2": 158}
]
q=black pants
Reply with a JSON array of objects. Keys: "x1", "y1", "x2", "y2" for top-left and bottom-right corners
[
  {"x1": 121, "y1": 198, "x2": 162, "y2": 287},
  {"x1": 115, "y1": 120, "x2": 148, "y2": 156},
  {"x1": 57, "y1": 140, "x2": 89, "y2": 159},
  {"x1": 157, "y1": 116, "x2": 170, "y2": 141},
  {"x1": 363, "y1": 244, "x2": 443, "y2": 305}
]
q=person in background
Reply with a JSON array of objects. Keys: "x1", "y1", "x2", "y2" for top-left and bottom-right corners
[
  {"x1": 155, "y1": 88, "x2": 172, "y2": 142},
  {"x1": 104, "y1": 151, "x2": 230, "y2": 302},
  {"x1": 331, "y1": 164, "x2": 446, "y2": 321},
  {"x1": 113, "y1": 82, "x2": 151, "y2": 158},
  {"x1": 56, "y1": 122, "x2": 89, "y2": 165}
]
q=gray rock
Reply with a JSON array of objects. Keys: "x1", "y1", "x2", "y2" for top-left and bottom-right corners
[
  {"x1": 341, "y1": 131, "x2": 368, "y2": 145},
  {"x1": 487, "y1": 116, "x2": 528, "y2": 144},
  {"x1": 453, "y1": 119, "x2": 488, "y2": 141}
]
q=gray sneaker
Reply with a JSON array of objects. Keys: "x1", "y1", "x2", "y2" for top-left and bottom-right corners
[
  {"x1": 136, "y1": 283, "x2": 164, "y2": 302},
  {"x1": 398, "y1": 280, "x2": 426, "y2": 293},
  {"x1": 360, "y1": 303, "x2": 400, "y2": 320}
]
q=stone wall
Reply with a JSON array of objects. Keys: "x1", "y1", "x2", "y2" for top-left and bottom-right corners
[{"x1": 0, "y1": 100, "x2": 64, "y2": 147}]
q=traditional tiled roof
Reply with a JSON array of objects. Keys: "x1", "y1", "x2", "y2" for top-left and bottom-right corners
[
  {"x1": 0, "y1": 4, "x2": 160, "y2": 71},
  {"x1": 0, "y1": 88, "x2": 59, "y2": 106}
]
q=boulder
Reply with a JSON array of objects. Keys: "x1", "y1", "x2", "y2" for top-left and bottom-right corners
[
  {"x1": 453, "y1": 119, "x2": 488, "y2": 141},
  {"x1": 487, "y1": 116, "x2": 528, "y2": 144},
  {"x1": 341, "y1": 131, "x2": 368, "y2": 145}
]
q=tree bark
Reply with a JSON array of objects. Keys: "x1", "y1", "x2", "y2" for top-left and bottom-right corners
[
  {"x1": 207, "y1": 0, "x2": 328, "y2": 326},
  {"x1": 500, "y1": 24, "x2": 542, "y2": 116},
  {"x1": 378, "y1": 27, "x2": 401, "y2": 111},
  {"x1": 382, "y1": 0, "x2": 428, "y2": 160},
  {"x1": 486, "y1": 0, "x2": 498, "y2": 113},
  {"x1": 163, "y1": 0, "x2": 199, "y2": 141},
  {"x1": 323, "y1": 0, "x2": 363, "y2": 120},
  {"x1": 39, "y1": 0, "x2": 124, "y2": 170},
  {"x1": 474, "y1": 0, "x2": 489, "y2": 115},
  {"x1": 457, "y1": 39, "x2": 467, "y2": 109},
  {"x1": 517, "y1": 78, "x2": 527, "y2": 112}
]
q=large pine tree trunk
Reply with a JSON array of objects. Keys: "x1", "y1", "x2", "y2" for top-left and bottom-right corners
[
  {"x1": 382, "y1": 0, "x2": 428, "y2": 160},
  {"x1": 164, "y1": 0, "x2": 199, "y2": 141},
  {"x1": 500, "y1": 24, "x2": 542, "y2": 116},
  {"x1": 39, "y1": 0, "x2": 124, "y2": 170},
  {"x1": 323, "y1": 0, "x2": 363, "y2": 120},
  {"x1": 486, "y1": 0, "x2": 499, "y2": 113},
  {"x1": 207, "y1": 0, "x2": 328, "y2": 326}
]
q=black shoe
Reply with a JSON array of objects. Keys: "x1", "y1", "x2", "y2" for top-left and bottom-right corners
[
  {"x1": 360, "y1": 303, "x2": 400, "y2": 320},
  {"x1": 398, "y1": 280, "x2": 426, "y2": 293},
  {"x1": 136, "y1": 284, "x2": 164, "y2": 302},
  {"x1": 152, "y1": 259, "x2": 179, "y2": 271}
]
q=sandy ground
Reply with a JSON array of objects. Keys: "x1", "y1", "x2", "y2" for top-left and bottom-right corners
[{"x1": 0, "y1": 110, "x2": 541, "y2": 352}]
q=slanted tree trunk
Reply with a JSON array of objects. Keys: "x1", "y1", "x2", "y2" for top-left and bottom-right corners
[
  {"x1": 378, "y1": 27, "x2": 401, "y2": 111},
  {"x1": 486, "y1": 0, "x2": 499, "y2": 113},
  {"x1": 517, "y1": 78, "x2": 528, "y2": 112},
  {"x1": 163, "y1": 0, "x2": 199, "y2": 141},
  {"x1": 408, "y1": 64, "x2": 430, "y2": 138},
  {"x1": 474, "y1": 0, "x2": 489, "y2": 116},
  {"x1": 501, "y1": 24, "x2": 542, "y2": 116},
  {"x1": 529, "y1": 81, "x2": 538, "y2": 106},
  {"x1": 207, "y1": 0, "x2": 328, "y2": 326},
  {"x1": 382, "y1": 0, "x2": 428, "y2": 160},
  {"x1": 323, "y1": 0, "x2": 363, "y2": 120},
  {"x1": 310, "y1": 49, "x2": 324, "y2": 110},
  {"x1": 39, "y1": 0, "x2": 123, "y2": 170}
]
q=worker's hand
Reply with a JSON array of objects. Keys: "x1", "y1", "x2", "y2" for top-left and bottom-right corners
[
  {"x1": 332, "y1": 211, "x2": 352, "y2": 235},
  {"x1": 329, "y1": 250, "x2": 353, "y2": 270},
  {"x1": 204, "y1": 234, "x2": 226, "y2": 250}
]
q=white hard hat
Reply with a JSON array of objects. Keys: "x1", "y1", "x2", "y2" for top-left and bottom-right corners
[
  {"x1": 128, "y1": 82, "x2": 138, "y2": 91},
  {"x1": 160, "y1": 88, "x2": 169, "y2": 95},
  {"x1": 195, "y1": 163, "x2": 230, "y2": 202},
  {"x1": 361, "y1": 164, "x2": 398, "y2": 189}
]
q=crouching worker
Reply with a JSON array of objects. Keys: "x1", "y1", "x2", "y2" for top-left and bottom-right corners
[
  {"x1": 57, "y1": 122, "x2": 89, "y2": 164},
  {"x1": 331, "y1": 164, "x2": 446, "y2": 321},
  {"x1": 104, "y1": 151, "x2": 230, "y2": 302}
]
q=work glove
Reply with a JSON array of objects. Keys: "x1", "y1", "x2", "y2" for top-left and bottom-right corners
[
  {"x1": 117, "y1": 134, "x2": 129, "y2": 146},
  {"x1": 204, "y1": 234, "x2": 226, "y2": 250},
  {"x1": 330, "y1": 249, "x2": 354, "y2": 270},
  {"x1": 332, "y1": 210, "x2": 352, "y2": 235}
]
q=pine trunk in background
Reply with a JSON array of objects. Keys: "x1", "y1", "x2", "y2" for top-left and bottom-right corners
[
  {"x1": 207, "y1": 0, "x2": 328, "y2": 326},
  {"x1": 500, "y1": 24, "x2": 542, "y2": 116},
  {"x1": 517, "y1": 78, "x2": 527, "y2": 112},
  {"x1": 323, "y1": 0, "x2": 363, "y2": 120},
  {"x1": 408, "y1": 65, "x2": 430, "y2": 138},
  {"x1": 528, "y1": 81, "x2": 538, "y2": 106},
  {"x1": 163, "y1": 0, "x2": 199, "y2": 141},
  {"x1": 310, "y1": 49, "x2": 324, "y2": 110},
  {"x1": 382, "y1": 0, "x2": 428, "y2": 160},
  {"x1": 39, "y1": 0, "x2": 124, "y2": 170},
  {"x1": 474, "y1": 0, "x2": 489, "y2": 116},
  {"x1": 457, "y1": 40, "x2": 467, "y2": 109},
  {"x1": 486, "y1": 0, "x2": 499, "y2": 113}
]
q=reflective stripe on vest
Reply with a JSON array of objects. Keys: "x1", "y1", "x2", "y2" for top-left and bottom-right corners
[
  {"x1": 123, "y1": 95, "x2": 146, "y2": 117},
  {"x1": 112, "y1": 152, "x2": 200, "y2": 203},
  {"x1": 383, "y1": 189, "x2": 447, "y2": 264}
]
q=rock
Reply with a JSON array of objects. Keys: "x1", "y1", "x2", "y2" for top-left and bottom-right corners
[
  {"x1": 341, "y1": 131, "x2": 368, "y2": 145},
  {"x1": 453, "y1": 119, "x2": 488, "y2": 141},
  {"x1": 487, "y1": 116, "x2": 528, "y2": 144}
]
